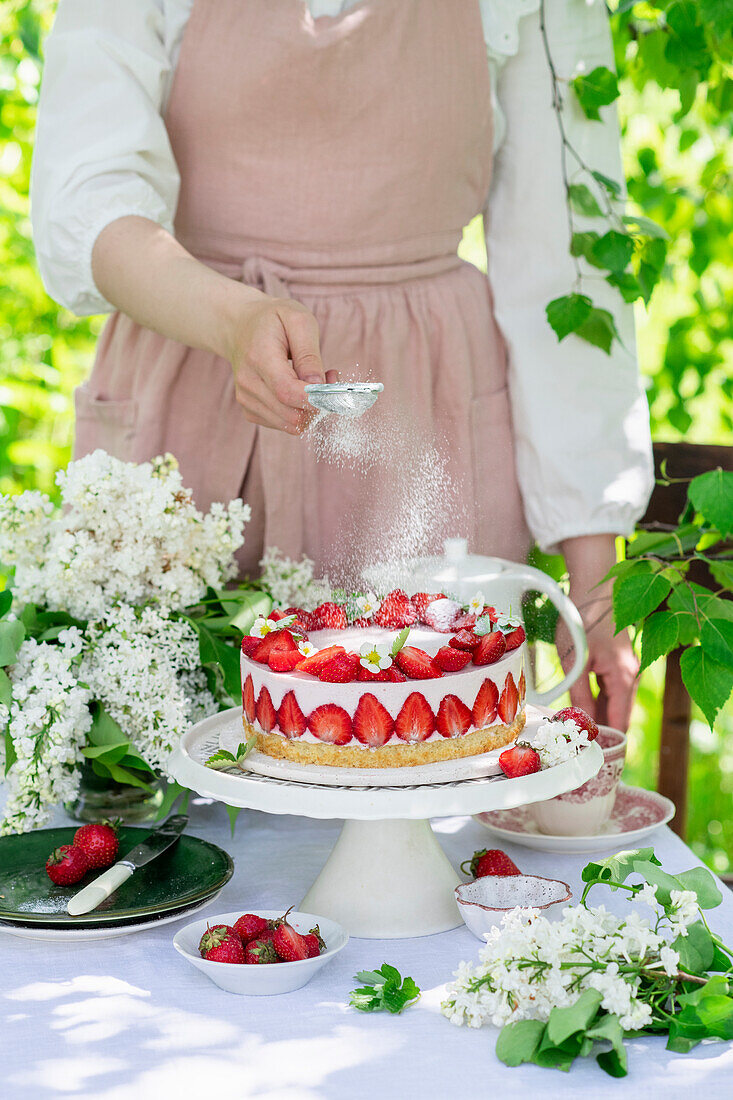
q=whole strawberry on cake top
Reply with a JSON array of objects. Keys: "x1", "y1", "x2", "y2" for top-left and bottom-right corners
[{"x1": 240, "y1": 589, "x2": 526, "y2": 768}]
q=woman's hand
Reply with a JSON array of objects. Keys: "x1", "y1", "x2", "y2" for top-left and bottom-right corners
[
  {"x1": 223, "y1": 294, "x2": 336, "y2": 435},
  {"x1": 558, "y1": 534, "x2": 639, "y2": 732},
  {"x1": 92, "y1": 217, "x2": 335, "y2": 435}
]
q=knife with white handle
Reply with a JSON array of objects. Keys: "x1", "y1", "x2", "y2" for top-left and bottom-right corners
[{"x1": 67, "y1": 814, "x2": 188, "y2": 917}]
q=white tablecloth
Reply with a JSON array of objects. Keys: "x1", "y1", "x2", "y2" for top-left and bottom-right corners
[{"x1": 2, "y1": 798, "x2": 732, "y2": 1100}]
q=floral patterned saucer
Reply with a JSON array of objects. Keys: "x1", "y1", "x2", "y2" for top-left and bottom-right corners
[{"x1": 475, "y1": 784, "x2": 675, "y2": 854}]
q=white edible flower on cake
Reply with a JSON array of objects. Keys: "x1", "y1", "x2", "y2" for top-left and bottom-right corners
[
  {"x1": 359, "y1": 641, "x2": 393, "y2": 674},
  {"x1": 250, "y1": 616, "x2": 278, "y2": 638},
  {"x1": 298, "y1": 640, "x2": 317, "y2": 657},
  {"x1": 354, "y1": 591, "x2": 379, "y2": 619}
]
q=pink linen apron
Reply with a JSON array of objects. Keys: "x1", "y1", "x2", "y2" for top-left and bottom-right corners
[{"x1": 74, "y1": 0, "x2": 529, "y2": 579}]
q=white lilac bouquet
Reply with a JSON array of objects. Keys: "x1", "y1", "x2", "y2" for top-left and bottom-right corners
[
  {"x1": 442, "y1": 847, "x2": 733, "y2": 1077},
  {"x1": 0, "y1": 451, "x2": 331, "y2": 834}
]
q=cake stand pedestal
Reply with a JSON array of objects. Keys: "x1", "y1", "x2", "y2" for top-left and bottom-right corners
[{"x1": 169, "y1": 708, "x2": 602, "y2": 938}]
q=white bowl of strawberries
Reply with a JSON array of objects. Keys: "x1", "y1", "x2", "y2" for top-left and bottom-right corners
[{"x1": 173, "y1": 906, "x2": 349, "y2": 994}]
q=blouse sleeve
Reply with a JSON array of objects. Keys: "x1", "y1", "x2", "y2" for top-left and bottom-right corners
[
  {"x1": 483, "y1": 2, "x2": 654, "y2": 553},
  {"x1": 30, "y1": 0, "x2": 181, "y2": 316}
]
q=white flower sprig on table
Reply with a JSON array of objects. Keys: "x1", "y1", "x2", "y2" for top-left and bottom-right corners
[
  {"x1": 442, "y1": 848, "x2": 732, "y2": 1079},
  {"x1": 532, "y1": 717, "x2": 590, "y2": 769}
]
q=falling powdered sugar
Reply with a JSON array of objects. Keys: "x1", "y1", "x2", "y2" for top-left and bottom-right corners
[{"x1": 304, "y1": 403, "x2": 467, "y2": 590}]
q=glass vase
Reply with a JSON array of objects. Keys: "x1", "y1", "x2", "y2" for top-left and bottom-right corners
[{"x1": 66, "y1": 763, "x2": 166, "y2": 824}]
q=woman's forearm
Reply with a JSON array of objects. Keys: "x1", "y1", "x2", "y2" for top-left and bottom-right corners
[
  {"x1": 91, "y1": 215, "x2": 329, "y2": 434},
  {"x1": 561, "y1": 533, "x2": 617, "y2": 624},
  {"x1": 91, "y1": 215, "x2": 264, "y2": 360}
]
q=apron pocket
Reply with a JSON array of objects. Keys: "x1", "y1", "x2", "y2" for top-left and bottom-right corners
[{"x1": 73, "y1": 384, "x2": 138, "y2": 460}]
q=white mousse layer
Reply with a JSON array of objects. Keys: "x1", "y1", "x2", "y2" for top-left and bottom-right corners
[{"x1": 241, "y1": 625, "x2": 524, "y2": 744}]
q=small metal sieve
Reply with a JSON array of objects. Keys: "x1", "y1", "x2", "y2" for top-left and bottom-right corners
[{"x1": 304, "y1": 382, "x2": 384, "y2": 419}]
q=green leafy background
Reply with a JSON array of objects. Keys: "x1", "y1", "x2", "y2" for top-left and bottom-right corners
[{"x1": 1, "y1": 2, "x2": 731, "y2": 864}]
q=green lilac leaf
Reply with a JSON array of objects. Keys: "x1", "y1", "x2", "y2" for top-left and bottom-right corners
[
  {"x1": 700, "y1": 619, "x2": 733, "y2": 670},
  {"x1": 0, "y1": 667, "x2": 11, "y2": 707},
  {"x1": 495, "y1": 1019, "x2": 545, "y2": 1067},
  {"x1": 677, "y1": 975, "x2": 730, "y2": 1008},
  {"x1": 228, "y1": 590, "x2": 273, "y2": 634},
  {"x1": 679, "y1": 646, "x2": 733, "y2": 727},
  {"x1": 596, "y1": 1047, "x2": 628, "y2": 1078},
  {"x1": 0, "y1": 619, "x2": 26, "y2": 667},
  {"x1": 673, "y1": 921, "x2": 715, "y2": 974},
  {"x1": 581, "y1": 847, "x2": 660, "y2": 887},
  {"x1": 3, "y1": 726, "x2": 17, "y2": 776},
  {"x1": 571, "y1": 65, "x2": 619, "y2": 121},
  {"x1": 0, "y1": 589, "x2": 11, "y2": 619},
  {"x1": 546, "y1": 293, "x2": 593, "y2": 342},
  {"x1": 632, "y1": 860, "x2": 685, "y2": 906},
  {"x1": 689, "y1": 469, "x2": 733, "y2": 536},
  {"x1": 568, "y1": 183, "x2": 603, "y2": 217},
  {"x1": 676, "y1": 866, "x2": 723, "y2": 909},
  {"x1": 546, "y1": 990, "x2": 603, "y2": 1046},
  {"x1": 613, "y1": 571, "x2": 672, "y2": 631},
  {"x1": 640, "y1": 611, "x2": 680, "y2": 671}
]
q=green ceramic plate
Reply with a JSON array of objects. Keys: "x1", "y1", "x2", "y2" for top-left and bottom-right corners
[{"x1": 0, "y1": 827, "x2": 234, "y2": 927}]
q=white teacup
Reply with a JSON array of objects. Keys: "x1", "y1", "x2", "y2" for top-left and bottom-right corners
[{"x1": 530, "y1": 726, "x2": 627, "y2": 836}]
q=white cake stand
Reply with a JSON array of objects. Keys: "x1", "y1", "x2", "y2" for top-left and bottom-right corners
[{"x1": 169, "y1": 707, "x2": 602, "y2": 939}]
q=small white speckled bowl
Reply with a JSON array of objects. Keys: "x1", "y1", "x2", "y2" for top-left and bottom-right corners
[{"x1": 455, "y1": 875, "x2": 572, "y2": 940}]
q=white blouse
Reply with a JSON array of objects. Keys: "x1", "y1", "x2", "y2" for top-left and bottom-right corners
[{"x1": 30, "y1": 0, "x2": 654, "y2": 553}]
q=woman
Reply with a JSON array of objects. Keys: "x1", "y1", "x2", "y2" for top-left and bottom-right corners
[{"x1": 31, "y1": 0, "x2": 654, "y2": 730}]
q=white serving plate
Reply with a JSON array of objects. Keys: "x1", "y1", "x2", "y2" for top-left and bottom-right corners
[{"x1": 173, "y1": 909, "x2": 348, "y2": 994}]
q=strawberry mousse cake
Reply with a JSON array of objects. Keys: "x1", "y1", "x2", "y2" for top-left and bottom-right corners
[{"x1": 240, "y1": 590, "x2": 527, "y2": 768}]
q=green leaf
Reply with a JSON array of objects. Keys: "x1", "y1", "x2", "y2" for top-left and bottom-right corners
[
  {"x1": 665, "y1": 2, "x2": 708, "y2": 74},
  {"x1": 4, "y1": 726, "x2": 17, "y2": 776},
  {"x1": 613, "y1": 571, "x2": 672, "y2": 631},
  {"x1": 0, "y1": 667, "x2": 11, "y2": 707},
  {"x1": 699, "y1": 0, "x2": 733, "y2": 37},
  {"x1": 633, "y1": 860, "x2": 687, "y2": 907},
  {"x1": 571, "y1": 231, "x2": 600, "y2": 262},
  {"x1": 206, "y1": 736, "x2": 256, "y2": 771},
  {"x1": 587, "y1": 1014, "x2": 627, "y2": 1078},
  {"x1": 571, "y1": 65, "x2": 619, "y2": 120},
  {"x1": 349, "y1": 964, "x2": 420, "y2": 1014},
  {"x1": 88, "y1": 705, "x2": 128, "y2": 747},
  {"x1": 224, "y1": 804, "x2": 241, "y2": 835},
  {"x1": 640, "y1": 612, "x2": 680, "y2": 670},
  {"x1": 390, "y1": 627, "x2": 410, "y2": 656},
  {"x1": 196, "y1": 623, "x2": 242, "y2": 705},
  {"x1": 676, "y1": 866, "x2": 723, "y2": 909},
  {"x1": 495, "y1": 1019, "x2": 546, "y2": 1067},
  {"x1": 153, "y1": 781, "x2": 189, "y2": 822},
  {"x1": 701, "y1": 618, "x2": 733, "y2": 670},
  {"x1": 0, "y1": 619, "x2": 25, "y2": 666},
  {"x1": 590, "y1": 231, "x2": 634, "y2": 273},
  {"x1": 709, "y1": 560, "x2": 733, "y2": 593},
  {"x1": 568, "y1": 183, "x2": 603, "y2": 217},
  {"x1": 0, "y1": 589, "x2": 12, "y2": 619},
  {"x1": 546, "y1": 989, "x2": 603, "y2": 1046},
  {"x1": 689, "y1": 470, "x2": 733, "y2": 537},
  {"x1": 591, "y1": 170, "x2": 622, "y2": 197},
  {"x1": 680, "y1": 646, "x2": 733, "y2": 727},
  {"x1": 621, "y1": 213, "x2": 670, "y2": 240},
  {"x1": 546, "y1": 293, "x2": 593, "y2": 342},
  {"x1": 228, "y1": 590, "x2": 273, "y2": 634},
  {"x1": 575, "y1": 307, "x2": 620, "y2": 354},
  {"x1": 94, "y1": 761, "x2": 155, "y2": 791},
  {"x1": 673, "y1": 920, "x2": 715, "y2": 974},
  {"x1": 582, "y1": 848, "x2": 660, "y2": 887}
]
